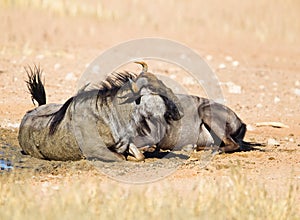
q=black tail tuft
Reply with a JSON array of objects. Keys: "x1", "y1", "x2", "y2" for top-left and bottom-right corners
[
  {"x1": 239, "y1": 140, "x2": 266, "y2": 152},
  {"x1": 25, "y1": 65, "x2": 46, "y2": 106},
  {"x1": 241, "y1": 141, "x2": 265, "y2": 147}
]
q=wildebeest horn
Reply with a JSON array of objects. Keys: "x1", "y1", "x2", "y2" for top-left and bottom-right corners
[
  {"x1": 134, "y1": 61, "x2": 148, "y2": 73},
  {"x1": 128, "y1": 143, "x2": 145, "y2": 161}
]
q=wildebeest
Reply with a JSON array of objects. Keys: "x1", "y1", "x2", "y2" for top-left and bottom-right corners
[
  {"x1": 123, "y1": 62, "x2": 261, "y2": 154},
  {"x1": 18, "y1": 63, "x2": 184, "y2": 162},
  {"x1": 156, "y1": 94, "x2": 261, "y2": 153}
]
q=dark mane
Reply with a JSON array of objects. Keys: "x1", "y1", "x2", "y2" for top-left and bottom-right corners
[
  {"x1": 49, "y1": 71, "x2": 137, "y2": 135},
  {"x1": 96, "y1": 71, "x2": 137, "y2": 106}
]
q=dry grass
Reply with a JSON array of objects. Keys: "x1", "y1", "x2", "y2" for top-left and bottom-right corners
[
  {"x1": 0, "y1": 0, "x2": 109, "y2": 19},
  {"x1": 0, "y1": 169, "x2": 299, "y2": 220},
  {"x1": 1, "y1": 0, "x2": 299, "y2": 45}
]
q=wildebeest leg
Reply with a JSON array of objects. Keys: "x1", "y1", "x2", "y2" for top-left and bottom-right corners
[
  {"x1": 204, "y1": 122, "x2": 240, "y2": 153},
  {"x1": 233, "y1": 123, "x2": 246, "y2": 141},
  {"x1": 113, "y1": 139, "x2": 144, "y2": 161},
  {"x1": 219, "y1": 136, "x2": 240, "y2": 152},
  {"x1": 112, "y1": 152, "x2": 126, "y2": 160},
  {"x1": 230, "y1": 123, "x2": 262, "y2": 151},
  {"x1": 231, "y1": 123, "x2": 257, "y2": 151},
  {"x1": 195, "y1": 123, "x2": 215, "y2": 151},
  {"x1": 72, "y1": 109, "x2": 124, "y2": 162},
  {"x1": 139, "y1": 145, "x2": 157, "y2": 152}
]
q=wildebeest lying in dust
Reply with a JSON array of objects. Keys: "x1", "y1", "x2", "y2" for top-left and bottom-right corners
[
  {"x1": 123, "y1": 62, "x2": 262, "y2": 155},
  {"x1": 156, "y1": 94, "x2": 262, "y2": 153},
  {"x1": 18, "y1": 63, "x2": 184, "y2": 162}
]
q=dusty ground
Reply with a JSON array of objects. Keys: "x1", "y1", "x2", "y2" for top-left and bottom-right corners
[{"x1": 0, "y1": 0, "x2": 300, "y2": 208}]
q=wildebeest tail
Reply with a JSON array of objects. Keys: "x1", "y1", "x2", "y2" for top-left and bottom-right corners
[
  {"x1": 241, "y1": 140, "x2": 265, "y2": 147},
  {"x1": 25, "y1": 65, "x2": 46, "y2": 106},
  {"x1": 232, "y1": 123, "x2": 265, "y2": 150},
  {"x1": 49, "y1": 96, "x2": 74, "y2": 135}
]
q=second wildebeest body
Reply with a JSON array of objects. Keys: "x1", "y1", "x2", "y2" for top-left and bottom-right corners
[
  {"x1": 18, "y1": 65, "x2": 183, "y2": 162},
  {"x1": 157, "y1": 94, "x2": 249, "y2": 152}
]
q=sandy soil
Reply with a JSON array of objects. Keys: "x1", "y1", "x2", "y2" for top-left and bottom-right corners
[{"x1": 0, "y1": 1, "x2": 299, "y2": 204}]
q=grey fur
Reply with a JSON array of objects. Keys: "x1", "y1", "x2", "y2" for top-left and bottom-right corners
[
  {"x1": 18, "y1": 66, "x2": 183, "y2": 162},
  {"x1": 156, "y1": 94, "x2": 259, "y2": 153}
]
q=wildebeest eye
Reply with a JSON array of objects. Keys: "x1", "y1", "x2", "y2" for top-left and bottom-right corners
[{"x1": 135, "y1": 96, "x2": 141, "y2": 105}]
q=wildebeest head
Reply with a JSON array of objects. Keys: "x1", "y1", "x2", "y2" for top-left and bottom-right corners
[{"x1": 122, "y1": 61, "x2": 184, "y2": 122}]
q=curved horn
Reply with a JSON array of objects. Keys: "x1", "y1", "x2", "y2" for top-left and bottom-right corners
[{"x1": 134, "y1": 61, "x2": 148, "y2": 73}]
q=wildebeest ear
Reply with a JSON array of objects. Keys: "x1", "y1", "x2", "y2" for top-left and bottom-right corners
[
  {"x1": 77, "y1": 83, "x2": 90, "y2": 94},
  {"x1": 129, "y1": 78, "x2": 139, "y2": 93},
  {"x1": 160, "y1": 95, "x2": 184, "y2": 122},
  {"x1": 120, "y1": 94, "x2": 142, "y2": 105}
]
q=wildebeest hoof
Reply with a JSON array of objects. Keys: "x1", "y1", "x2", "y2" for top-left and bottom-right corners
[
  {"x1": 126, "y1": 155, "x2": 145, "y2": 162},
  {"x1": 139, "y1": 145, "x2": 157, "y2": 153},
  {"x1": 128, "y1": 143, "x2": 145, "y2": 161}
]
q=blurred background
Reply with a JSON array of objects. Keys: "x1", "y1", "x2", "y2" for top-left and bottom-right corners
[
  {"x1": 1, "y1": 0, "x2": 299, "y2": 52},
  {"x1": 0, "y1": 0, "x2": 300, "y2": 48},
  {"x1": 0, "y1": 0, "x2": 299, "y2": 124}
]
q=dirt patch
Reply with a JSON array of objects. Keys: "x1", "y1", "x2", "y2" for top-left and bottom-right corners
[
  {"x1": 1, "y1": 126, "x2": 299, "y2": 202},
  {"x1": 0, "y1": 1, "x2": 300, "y2": 214}
]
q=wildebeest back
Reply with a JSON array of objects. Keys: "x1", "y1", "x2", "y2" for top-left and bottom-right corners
[{"x1": 18, "y1": 104, "x2": 83, "y2": 161}]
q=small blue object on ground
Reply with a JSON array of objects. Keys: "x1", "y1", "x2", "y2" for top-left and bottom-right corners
[{"x1": 0, "y1": 159, "x2": 13, "y2": 171}]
